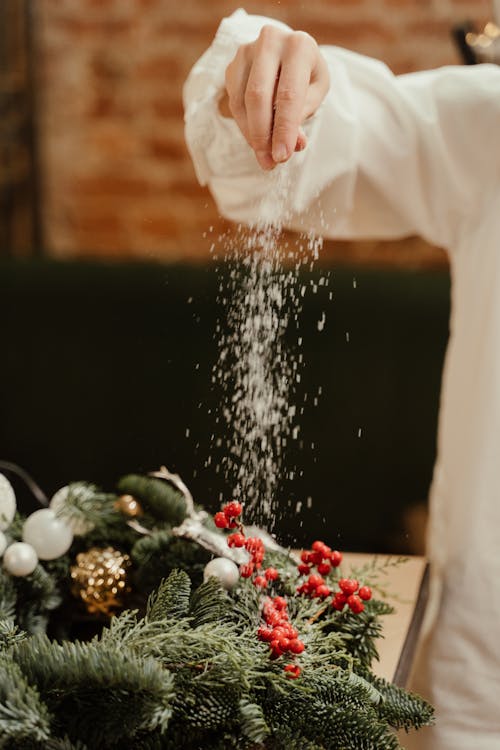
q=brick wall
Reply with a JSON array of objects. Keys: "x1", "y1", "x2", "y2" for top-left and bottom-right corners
[{"x1": 36, "y1": 0, "x2": 491, "y2": 265}]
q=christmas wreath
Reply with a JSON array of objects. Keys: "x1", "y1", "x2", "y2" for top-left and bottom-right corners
[{"x1": 0, "y1": 464, "x2": 433, "y2": 749}]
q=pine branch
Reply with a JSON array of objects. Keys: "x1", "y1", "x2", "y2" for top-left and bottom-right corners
[
  {"x1": 146, "y1": 570, "x2": 191, "y2": 622},
  {"x1": 14, "y1": 565, "x2": 62, "y2": 635},
  {"x1": 117, "y1": 475, "x2": 187, "y2": 525},
  {"x1": 239, "y1": 698, "x2": 270, "y2": 744},
  {"x1": 0, "y1": 618, "x2": 27, "y2": 651},
  {"x1": 0, "y1": 569, "x2": 17, "y2": 620},
  {"x1": 188, "y1": 577, "x2": 232, "y2": 628},
  {"x1": 364, "y1": 673, "x2": 435, "y2": 732},
  {"x1": 320, "y1": 599, "x2": 393, "y2": 668},
  {"x1": 132, "y1": 533, "x2": 211, "y2": 592},
  {"x1": 11, "y1": 635, "x2": 174, "y2": 747},
  {"x1": 0, "y1": 653, "x2": 51, "y2": 745}
]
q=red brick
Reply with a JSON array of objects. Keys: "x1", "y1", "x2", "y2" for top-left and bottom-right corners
[
  {"x1": 37, "y1": 0, "x2": 488, "y2": 264},
  {"x1": 136, "y1": 55, "x2": 184, "y2": 80},
  {"x1": 71, "y1": 175, "x2": 152, "y2": 197},
  {"x1": 146, "y1": 137, "x2": 187, "y2": 161},
  {"x1": 54, "y1": 18, "x2": 135, "y2": 35}
]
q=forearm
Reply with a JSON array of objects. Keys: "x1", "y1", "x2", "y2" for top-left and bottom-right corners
[{"x1": 184, "y1": 10, "x2": 500, "y2": 247}]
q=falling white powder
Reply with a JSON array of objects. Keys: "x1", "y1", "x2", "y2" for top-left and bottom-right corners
[{"x1": 211, "y1": 167, "x2": 323, "y2": 525}]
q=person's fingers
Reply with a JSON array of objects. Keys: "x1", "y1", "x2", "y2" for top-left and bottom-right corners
[
  {"x1": 225, "y1": 46, "x2": 252, "y2": 142},
  {"x1": 224, "y1": 29, "x2": 329, "y2": 170},
  {"x1": 303, "y1": 52, "x2": 330, "y2": 120},
  {"x1": 245, "y1": 27, "x2": 283, "y2": 170},
  {"x1": 271, "y1": 32, "x2": 316, "y2": 163}
]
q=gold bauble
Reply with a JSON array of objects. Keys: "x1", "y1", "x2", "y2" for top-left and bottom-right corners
[
  {"x1": 115, "y1": 494, "x2": 144, "y2": 518},
  {"x1": 70, "y1": 546, "x2": 131, "y2": 616}
]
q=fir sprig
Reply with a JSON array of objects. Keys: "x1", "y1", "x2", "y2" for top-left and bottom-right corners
[
  {"x1": 117, "y1": 475, "x2": 187, "y2": 525},
  {"x1": 0, "y1": 653, "x2": 51, "y2": 746}
]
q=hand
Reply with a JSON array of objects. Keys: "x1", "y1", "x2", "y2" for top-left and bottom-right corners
[{"x1": 220, "y1": 25, "x2": 330, "y2": 170}]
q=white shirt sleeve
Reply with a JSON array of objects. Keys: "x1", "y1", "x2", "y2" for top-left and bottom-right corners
[{"x1": 183, "y1": 9, "x2": 500, "y2": 251}]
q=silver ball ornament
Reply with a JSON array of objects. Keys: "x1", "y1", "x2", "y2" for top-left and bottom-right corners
[
  {"x1": 203, "y1": 557, "x2": 240, "y2": 590},
  {"x1": 23, "y1": 508, "x2": 74, "y2": 560},
  {"x1": 0, "y1": 474, "x2": 16, "y2": 531},
  {"x1": 3, "y1": 542, "x2": 38, "y2": 577}
]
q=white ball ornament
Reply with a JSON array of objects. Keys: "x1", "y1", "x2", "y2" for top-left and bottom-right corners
[
  {"x1": 0, "y1": 531, "x2": 7, "y2": 557},
  {"x1": 23, "y1": 508, "x2": 74, "y2": 560},
  {"x1": 4, "y1": 542, "x2": 38, "y2": 577},
  {"x1": 203, "y1": 557, "x2": 240, "y2": 590},
  {"x1": 0, "y1": 473, "x2": 17, "y2": 530}
]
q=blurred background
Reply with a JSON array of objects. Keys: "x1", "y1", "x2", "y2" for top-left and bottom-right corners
[{"x1": 1, "y1": 0, "x2": 497, "y2": 553}]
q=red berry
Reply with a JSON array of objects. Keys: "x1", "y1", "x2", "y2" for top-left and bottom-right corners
[
  {"x1": 278, "y1": 637, "x2": 290, "y2": 652},
  {"x1": 265, "y1": 611, "x2": 282, "y2": 627},
  {"x1": 317, "y1": 562, "x2": 331, "y2": 576},
  {"x1": 359, "y1": 586, "x2": 372, "y2": 601},
  {"x1": 329, "y1": 550, "x2": 342, "y2": 567},
  {"x1": 223, "y1": 501, "x2": 243, "y2": 518},
  {"x1": 289, "y1": 639, "x2": 305, "y2": 654},
  {"x1": 310, "y1": 550, "x2": 324, "y2": 566},
  {"x1": 307, "y1": 574, "x2": 324, "y2": 590},
  {"x1": 300, "y1": 550, "x2": 312, "y2": 564},
  {"x1": 315, "y1": 584, "x2": 331, "y2": 598},
  {"x1": 284, "y1": 664, "x2": 301, "y2": 679},
  {"x1": 271, "y1": 626, "x2": 288, "y2": 639},
  {"x1": 298, "y1": 564, "x2": 311, "y2": 576},
  {"x1": 253, "y1": 576, "x2": 267, "y2": 589},
  {"x1": 312, "y1": 541, "x2": 331, "y2": 557},
  {"x1": 245, "y1": 537, "x2": 263, "y2": 553},
  {"x1": 339, "y1": 578, "x2": 359, "y2": 596},
  {"x1": 270, "y1": 639, "x2": 283, "y2": 656},
  {"x1": 347, "y1": 595, "x2": 364, "y2": 614},
  {"x1": 239, "y1": 562, "x2": 254, "y2": 578},
  {"x1": 257, "y1": 626, "x2": 273, "y2": 642},
  {"x1": 264, "y1": 567, "x2": 279, "y2": 581},
  {"x1": 312, "y1": 540, "x2": 325, "y2": 552},
  {"x1": 332, "y1": 592, "x2": 347, "y2": 611},
  {"x1": 272, "y1": 596, "x2": 287, "y2": 610},
  {"x1": 214, "y1": 512, "x2": 229, "y2": 529},
  {"x1": 287, "y1": 627, "x2": 299, "y2": 640},
  {"x1": 227, "y1": 532, "x2": 246, "y2": 548}
]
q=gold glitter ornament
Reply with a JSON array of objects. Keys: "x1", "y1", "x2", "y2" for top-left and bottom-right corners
[
  {"x1": 115, "y1": 494, "x2": 144, "y2": 518},
  {"x1": 70, "y1": 546, "x2": 131, "y2": 616}
]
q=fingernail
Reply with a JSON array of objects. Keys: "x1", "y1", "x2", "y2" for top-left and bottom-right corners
[
  {"x1": 295, "y1": 130, "x2": 307, "y2": 152},
  {"x1": 256, "y1": 151, "x2": 275, "y2": 171},
  {"x1": 272, "y1": 143, "x2": 289, "y2": 163}
]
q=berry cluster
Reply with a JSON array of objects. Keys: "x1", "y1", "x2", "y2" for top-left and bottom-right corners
[
  {"x1": 213, "y1": 503, "x2": 279, "y2": 589},
  {"x1": 296, "y1": 540, "x2": 372, "y2": 616},
  {"x1": 297, "y1": 540, "x2": 342, "y2": 578},
  {"x1": 258, "y1": 596, "x2": 305, "y2": 678},
  {"x1": 296, "y1": 540, "x2": 342, "y2": 600},
  {"x1": 214, "y1": 501, "x2": 243, "y2": 530},
  {"x1": 332, "y1": 579, "x2": 372, "y2": 614},
  {"x1": 214, "y1": 503, "x2": 303, "y2": 678}
]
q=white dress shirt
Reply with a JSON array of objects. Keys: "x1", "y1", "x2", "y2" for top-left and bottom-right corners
[{"x1": 184, "y1": 10, "x2": 500, "y2": 749}]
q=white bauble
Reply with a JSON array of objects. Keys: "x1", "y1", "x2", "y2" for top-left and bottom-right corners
[
  {"x1": 23, "y1": 508, "x2": 74, "y2": 560},
  {"x1": 0, "y1": 531, "x2": 7, "y2": 557},
  {"x1": 203, "y1": 557, "x2": 240, "y2": 590},
  {"x1": 0, "y1": 474, "x2": 16, "y2": 531},
  {"x1": 4, "y1": 542, "x2": 38, "y2": 576},
  {"x1": 50, "y1": 486, "x2": 94, "y2": 535}
]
